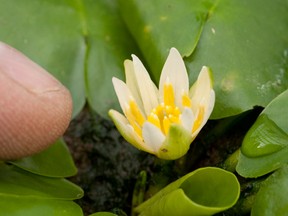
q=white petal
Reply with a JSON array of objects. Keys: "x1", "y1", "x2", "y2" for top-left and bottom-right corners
[
  {"x1": 112, "y1": 77, "x2": 134, "y2": 114},
  {"x1": 192, "y1": 90, "x2": 215, "y2": 136},
  {"x1": 124, "y1": 59, "x2": 145, "y2": 114},
  {"x1": 202, "y1": 90, "x2": 215, "y2": 123},
  {"x1": 108, "y1": 110, "x2": 154, "y2": 153},
  {"x1": 142, "y1": 122, "x2": 166, "y2": 153},
  {"x1": 190, "y1": 66, "x2": 213, "y2": 113},
  {"x1": 132, "y1": 55, "x2": 159, "y2": 115},
  {"x1": 180, "y1": 107, "x2": 195, "y2": 132},
  {"x1": 159, "y1": 48, "x2": 189, "y2": 107}
]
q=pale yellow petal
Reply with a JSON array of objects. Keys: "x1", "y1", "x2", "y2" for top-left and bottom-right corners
[
  {"x1": 159, "y1": 48, "x2": 189, "y2": 107},
  {"x1": 190, "y1": 66, "x2": 213, "y2": 114},
  {"x1": 124, "y1": 59, "x2": 145, "y2": 114},
  {"x1": 132, "y1": 55, "x2": 159, "y2": 115},
  {"x1": 180, "y1": 107, "x2": 195, "y2": 132},
  {"x1": 142, "y1": 122, "x2": 165, "y2": 153},
  {"x1": 108, "y1": 110, "x2": 154, "y2": 153},
  {"x1": 192, "y1": 90, "x2": 215, "y2": 136},
  {"x1": 112, "y1": 77, "x2": 134, "y2": 114}
]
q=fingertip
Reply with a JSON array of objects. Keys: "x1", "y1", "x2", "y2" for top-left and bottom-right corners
[{"x1": 0, "y1": 42, "x2": 73, "y2": 160}]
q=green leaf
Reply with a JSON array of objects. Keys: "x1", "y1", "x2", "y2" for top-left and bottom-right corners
[
  {"x1": 89, "y1": 213, "x2": 117, "y2": 216},
  {"x1": 0, "y1": 0, "x2": 139, "y2": 118},
  {"x1": 0, "y1": 0, "x2": 86, "y2": 117},
  {"x1": 135, "y1": 167, "x2": 240, "y2": 216},
  {"x1": 119, "y1": 0, "x2": 210, "y2": 80},
  {"x1": 251, "y1": 165, "x2": 288, "y2": 216},
  {"x1": 120, "y1": 0, "x2": 288, "y2": 119},
  {"x1": 237, "y1": 89, "x2": 288, "y2": 178},
  {"x1": 84, "y1": 0, "x2": 140, "y2": 117},
  {"x1": 0, "y1": 163, "x2": 83, "y2": 200},
  {"x1": 0, "y1": 198, "x2": 83, "y2": 216},
  {"x1": 241, "y1": 115, "x2": 288, "y2": 157},
  {"x1": 10, "y1": 139, "x2": 77, "y2": 178}
]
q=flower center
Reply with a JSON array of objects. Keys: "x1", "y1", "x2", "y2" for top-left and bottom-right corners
[
  {"x1": 125, "y1": 82, "x2": 204, "y2": 138},
  {"x1": 147, "y1": 83, "x2": 181, "y2": 135},
  {"x1": 147, "y1": 103, "x2": 180, "y2": 135}
]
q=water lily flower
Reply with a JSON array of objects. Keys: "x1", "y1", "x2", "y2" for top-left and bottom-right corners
[{"x1": 109, "y1": 48, "x2": 215, "y2": 160}]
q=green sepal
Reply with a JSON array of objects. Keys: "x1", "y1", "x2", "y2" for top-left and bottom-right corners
[
  {"x1": 135, "y1": 167, "x2": 240, "y2": 216},
  {"x1": 157, "y1": 124, "x2": 194, "y2": 160}
]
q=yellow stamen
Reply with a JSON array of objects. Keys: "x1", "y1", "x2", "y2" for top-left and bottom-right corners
[
  {"x1": 129, "y1": 101, "x2": 145, "y2": 126},
  {"x1": 147, "y1": 104, "x2": 180, "y2": 135},
  {"x1": 125, "y1": 100, "x2": 145, "y2": 138},
  {"x1": 147, "y1": 113, "x2": 161, "y2": 129},
  {"x1": 163, "y1": 116, "x2": 171, "y2": 135},
  {"x1": 164, "y1": 83, "x2": 175, "y2": 107},
  {"x1": 192, "y1": 107, "x2": 205, "y2": 133},
  {"x1": 168, "y1": 114, "x2": 180, "y2": 124},
  {"x1": 128, "y1": 84, "x2": 184, "y2": 136},
  {"x1": 182, "y1": 93, "x2": 192, "y2": 107},
  {"x1": 126, "y1": 110, "x2": 142, "y2": 138}
]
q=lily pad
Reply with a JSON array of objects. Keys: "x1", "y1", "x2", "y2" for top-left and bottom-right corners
[
  {"x1": 251, "y1": 165, "x2": 288, "y2": 216},
  {"x1": 0, "y1": 198, "x2": 83, "y2": 216},
  {"x1": 119, "y1": 0, "x2": 210, "y2": 80},
  {"x1": 0, "y1": 0, "x2": 139, "y2": 118},
  {"x1": 120, "y1": 0, "x2": 288, "y2": 119},
  {"x1": 0, "y1": 163, "x2": 83, "y2": 200},
  {"x1": 89, "y1": 213, "x2": 117, "y2": 216},
  {"x1": 237, "y1": 89, "x2": 288, "y2": 178},
  {"x1": 0, "y1": 0, "x2": 86, "y2": 117},
  {"x1": 9, "y1": 139, "x2": 77, "y2": 178}
]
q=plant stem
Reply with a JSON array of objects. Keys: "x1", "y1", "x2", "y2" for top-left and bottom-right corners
[
  {"x1": 220, "y1": 148, "x2": 240, "y2": 172},
  {"x1": 131, "y1": 171, "x2": 147, "y2": 216}
]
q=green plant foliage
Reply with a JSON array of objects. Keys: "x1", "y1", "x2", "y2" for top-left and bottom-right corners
[
  {"x1": 135, "y1": 167, "x2": 240, "y2": 216},
  {"x1": 0, "y1": 198, "x2": 83, "y2": 216},
  {"x1": 237, "y1": 89, "x2": 288, "y2": 178},
  {"x1": 0, "y1": 0, "x2": 86, "y2": 117},
  {"x1": 120, "y1": 0, "x2": 288, "y2": 119},
  {"x1": 0, "y1": 163, "x2": 83, "y2": 200},
  {"x1": 83, "y1": 0, "x2": 140, "y2": 117},
  {"x1": 0, "y1": 0, "x2": 139, "y2": 118},
  {"x1": 9, "y1": 139, "x2": 77, "y2": 177},
  {"x1": 89, "y1": 213, "x2": 117, "y2": 216},
  {"x1": 119, "y1": 0, "x2": 208, "y2": 78},
  {"x1": 251, "y1": 165, "x2": 288, "y2": 216},
  {"x1": 241, "y1": 115, "x2": 288, "y2": 157},
  {"x1": 0, "y1": 162, "x2": 83, "y2": 215},
  {"x1": 0, "y1": 0, "x2": 287, "y2": 119}
]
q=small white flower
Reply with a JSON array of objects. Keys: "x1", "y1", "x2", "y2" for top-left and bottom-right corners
[{"x1": 109, "y1": 48, "x2": 215, "y2": 160}]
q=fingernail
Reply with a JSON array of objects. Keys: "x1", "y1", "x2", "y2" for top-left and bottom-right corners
[{"x1": 0, "y1": 42, "x2": 63, "y2": 94}]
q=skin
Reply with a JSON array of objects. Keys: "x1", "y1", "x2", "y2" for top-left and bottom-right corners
[{"x1": 0, "y1": 42, "x2": 72, "y2": 160}]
